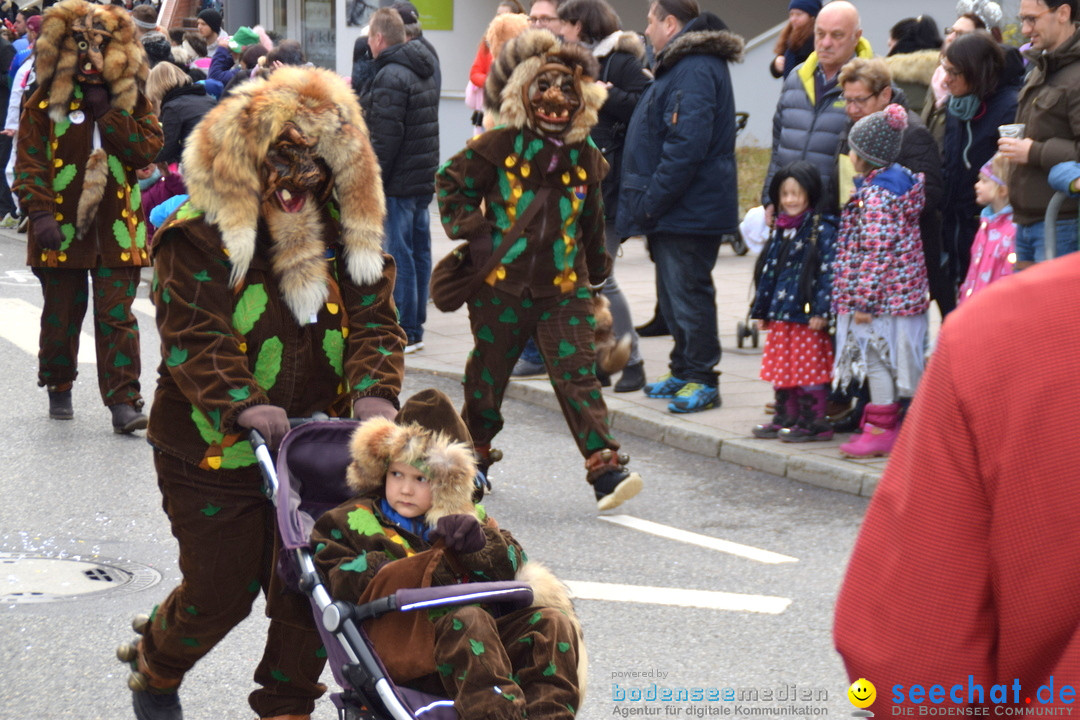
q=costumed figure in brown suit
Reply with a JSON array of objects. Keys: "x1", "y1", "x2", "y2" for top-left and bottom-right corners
[
  {"x1": 116, "y1": 66, "x2": 406, "y2": 720},
  {"x1": 436, "y1": 29, "x2": 644, "y2": 511},
  {"x1": 15, "y1": 0, "x2": 163, "y2": 432},
  {"x1": 313, "y1": 388, "x2": 586, "y2": 720}
]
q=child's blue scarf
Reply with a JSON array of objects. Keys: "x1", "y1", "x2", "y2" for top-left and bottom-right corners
[{"x1": 379, "y1": 499, "x2": 432, "y2": 542}]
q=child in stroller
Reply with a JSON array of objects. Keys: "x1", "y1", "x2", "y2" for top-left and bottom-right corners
[{"x1": 310, "y1": 389, "x2": 585, "y2": 720}]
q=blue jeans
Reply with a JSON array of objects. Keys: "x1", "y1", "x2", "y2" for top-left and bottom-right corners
[
  {"x1": 384, "y1": 194, "x2": 432, "y2": 344},
  {"x1": 647, "y1": 233, "x2": 721, "y2": 386},
  {"x1": 1015, "y1": 218, "x2": 1079, "y2": 263}
]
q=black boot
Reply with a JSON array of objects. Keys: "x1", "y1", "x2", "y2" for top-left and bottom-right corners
[
  {"x1": 48, "y1": 385, "x2": 73, "y2": 420},
  {"x1": 587, "y1": 449, "x2": 643, "y2": 511},
  {"x1": 111, "y1": 403, "x2": 148, "y2": 434},
  {"x1": 614, "y1": 361, "x2": 646, "y2": 393},
  {"x1": 779, "y1": 387, "x2": 834, "y2": 443},
  {"x1": 752, "y1": 388, "x2": 795, "y2": 438},
  {"x1": 634, "y1": 305, "x2": 670, "y2": 337}
]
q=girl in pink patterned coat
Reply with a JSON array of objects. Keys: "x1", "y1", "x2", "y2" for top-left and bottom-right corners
[
  {"x1": 832, "y1": 104, "x2": 929, "y2": 459},
  {"x1": 958, "y1": 154, "x2": 1015, "y2": 305}
]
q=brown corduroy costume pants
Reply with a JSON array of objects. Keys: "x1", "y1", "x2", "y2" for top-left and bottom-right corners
[
  {"x1": 432, "y1": 605, "x2": 580, "y2": 720},
  {"x1": 140, "y1": 449, "x2": 326, "y2": 717},
  {"x1": 32, "y1": 265, "x2": 143, "y2": 406},
  {"x1": 463, "y1": 284, "x2": 618, "y2": 460}
]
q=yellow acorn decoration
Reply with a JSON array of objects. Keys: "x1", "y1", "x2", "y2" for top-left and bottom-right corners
[
  {"x1": 53, "y1": 158, "x2": 62, "y2": 168},
  {"x1": 116, "y1": 190, "x2": 124, "y2": 199},
  {"x1": 576, "y1": 167, "x2": 587, "y2": 181},
  {"x1": 55, "y1": 195, "x2": 63, "y2": 204},
  {"x1": 38, "y1": 100, "x2": 47, "y2": 109},
  {"x1": 57, "y1": 252, "x2": 67, "y2": 262},
  {"x1": 504, "y1": 154, "x2": 518, "y2": 168},
  {"x1": 238, "y1": 342, "x2": 248, "y2": 352},
  {"x1": 121, "y1": 251, "x2": 131, "y2": 262},
  {"x1": 122, "y1": 209, "x2": 129, "y2": 218},
  {"x1": 520, "y1": 164, "x2": 531, "y2": 178},
  {"x1": 54, "y1": 212, "x2": 63, "y2": 221},
  {"x1": 561, "y1": 171, "x2": 571, "y2": 185},
  {"x1": 40, "y1": 251, "x2": 48, "y2": 262},
  {"x1": 206, "y1": 455, "x2": 222, "y2": 470},
  {"x1": 342, "y1": 327, "x2": 349, "y2": 338},
  {"x1": 326, "y1": 302, "x2": 339, "y2": 314}
]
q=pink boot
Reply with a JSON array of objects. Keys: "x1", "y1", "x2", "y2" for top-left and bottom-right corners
[{"x1": 839, "y1": 403, "x2": 900, "y2": 458}]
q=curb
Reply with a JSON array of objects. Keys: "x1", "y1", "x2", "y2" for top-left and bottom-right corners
[{"x1": 407, "y1": 363, "x2": 881, "y2": 499}]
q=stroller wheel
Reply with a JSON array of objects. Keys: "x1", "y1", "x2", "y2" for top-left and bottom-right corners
[
  {"x1": 736, "y1": 321, "x2": 746, "y2": 349},
  {"x1": 730, "y1": 230, "x2": 749, "y2": 256},
  {"x1": 751, "y1": 323, "x2": 760, "y2": 348}
]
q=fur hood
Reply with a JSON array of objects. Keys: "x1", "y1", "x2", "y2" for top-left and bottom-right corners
[
  {"x1": 654, "y1": 14, "x2": 744, "y2": 76},
  {"x1": 345, "y1": 416, "x2": 478, "y2": 528},
  {"x1": 485, "y1": 29, "x2": 606, "y2": 145},
  {"x1": 182, "y1": 66, "x2": 385, "y2": 308},
  {"x1": 593, "y1": 30, "x2": 646, "y2": 62},
  {"x1": 35, "y1": 0, "x2": 146, "y2": 124},
  {"x1": 884, "y1": 49, "x2": 939, "y2": 86}
]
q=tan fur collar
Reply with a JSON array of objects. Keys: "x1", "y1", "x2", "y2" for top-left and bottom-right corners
[{"x1": 182, "y1": 66, "x2": 386, "y2": 315}]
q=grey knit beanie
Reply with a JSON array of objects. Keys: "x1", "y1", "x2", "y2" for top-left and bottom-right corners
[{"x1": 848, "y1": 104, "x2": 908, "y2": 168}]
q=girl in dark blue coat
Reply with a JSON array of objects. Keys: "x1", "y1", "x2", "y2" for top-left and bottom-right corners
[{"x1": 750, "y1": 161, "x2": 837, "y2": 442}]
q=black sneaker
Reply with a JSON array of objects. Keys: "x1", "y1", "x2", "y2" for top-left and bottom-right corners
[
  {"x1": 132, "y1": 688, "x2": 182, "y2": 720},
  {"x1": 111, "y1": 404, "x2": 148, "y2": 434},
  {"x1": 592, "y1": 467, "x2": 643, "y2": 511},
  {"x1": 614, "y1": 362, "x2": 645, "y2": 393}
]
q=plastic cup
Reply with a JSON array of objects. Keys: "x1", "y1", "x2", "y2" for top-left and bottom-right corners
[{"x1": 999, "y1": 123, "x2": 1025, "y2": 138}]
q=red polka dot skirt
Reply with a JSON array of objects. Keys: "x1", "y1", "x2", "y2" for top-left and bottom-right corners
[{"x1": 760, "y1": 320, "x2": 834, "y2": 387}]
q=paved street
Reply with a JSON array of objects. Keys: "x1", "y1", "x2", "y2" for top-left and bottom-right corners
[{"x1": 0, "y1": 226, "x2": 871, "y2": 718}]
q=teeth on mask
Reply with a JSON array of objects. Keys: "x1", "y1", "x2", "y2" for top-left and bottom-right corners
[
  {"x1": 84, "y1": 63, "x2": 92, "y2": 72},
  {"x1": 281, "y1": 189, "x2": 293, "y2": 202}
]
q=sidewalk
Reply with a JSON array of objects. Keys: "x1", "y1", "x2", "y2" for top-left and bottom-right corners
[{"x1": 411, "y1": 211, "x2": 943, "y2": 499}]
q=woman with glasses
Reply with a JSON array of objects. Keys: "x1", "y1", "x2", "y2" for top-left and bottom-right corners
[{"x1": 940, "y1": 31, "x2": 1019, "y2": 285}]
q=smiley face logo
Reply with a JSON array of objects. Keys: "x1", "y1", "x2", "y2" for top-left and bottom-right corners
[{"x1": 848, "y1": 678, "x2": 876, "y2": 709}]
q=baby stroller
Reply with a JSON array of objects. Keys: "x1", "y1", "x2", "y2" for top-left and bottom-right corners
[{"x1": 252, "y1": 418, "x2": 535, "y2": 720}]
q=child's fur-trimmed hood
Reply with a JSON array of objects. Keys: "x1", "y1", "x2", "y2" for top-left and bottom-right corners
[{"x1": 345, "y1": 417, "x2": 478, "y2": 528}]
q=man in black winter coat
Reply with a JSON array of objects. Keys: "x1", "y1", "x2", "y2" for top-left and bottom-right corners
[{"x1": 361, "y1": 7, "x2": 440, "y2": 353}]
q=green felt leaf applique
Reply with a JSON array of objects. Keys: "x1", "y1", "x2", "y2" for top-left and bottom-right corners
[
  {"x1": 111, "y1": 219, "x2": 130, "y2": 250},
  {"x1": 558, "y1": 642, "x2": 571, "y2": 653},
  {"x1": 323, "y1": 329, "x2": 345, "y2": 376},
  {"x1": 346, "y1": 507, "x2": 386, "y2": 536},
  {"x1": 452, "y1": 618, "x2": 464, "y2": 631},
  {"x1": 60, "y1": 223, "x2": 75, "y2": 250},
  {"x1": 107, "y1": 154, "x2": 126, "y2": 186},
  {"x1": 557, "y1": 340, "x2": 576, "y2": 358},
  {"x1": 507, "y1": 545, "x2": 519, "y2": 571},
  {"x1": 315, "y1": 646, "x2": 328, "y2": 658},
  {"x1": 227, "y1": 386, "x2": 251, "y2": 402},
  {"x1": 543, "y1": 661, "x2": 557, "y2": 677},
  {"x1": 340, "y1": 552, "x2": 369, "y2": 573},
  {"x1": 270, "y1": 669, "x2": 291, "y2": 683},
  {"x1": 232, "y1": 284, "x2": 268, "y2": 335},
  {"x1": 113, "y1": 352, "x2": 132, "y2": 368},
  {"x1": 175, "y1": 201, "x2": 203, "y2": 221},
  {"x1": 193, "y1": 270, "x2": 211, "y2": 282},
  {"x1": 200, "y1": 503, "x2": 221, "y2": 517},
  {"x1": 353, "y1": 375, "x2": 378, "y2": 392},
  {"x1": 52, "y1": 164, "x2": 77, "y2": 192},
  {"x1": 131, "y1": 183, "x2": 142, "y2": 212},
  {"x1": 469, "y1": 639, "x2": 485, "y2": 656},
  {"x1": 253, "y1": 337, "x2": 283, "y2": 391},
  {"x1": 134, "y1": 222, "x2": 147, "y2": 250},
  {"x1": 166, "y1": 346, "x2": 188, "y2": 367}
]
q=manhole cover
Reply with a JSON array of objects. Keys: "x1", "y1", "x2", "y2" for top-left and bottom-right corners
[{"x1": 1, "y1": 553, "x2": 161, "y2": 604}]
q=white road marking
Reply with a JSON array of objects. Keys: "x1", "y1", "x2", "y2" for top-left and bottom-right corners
[
  {"x1": 565, "y1": 580, "x2": 791, "y2": 614},
  {"x1": 599, "y1": 515, "x2": 798, "y2": 564},
  {"x1": 0, "y1": 297, "x2": 96, "y2": 364}
]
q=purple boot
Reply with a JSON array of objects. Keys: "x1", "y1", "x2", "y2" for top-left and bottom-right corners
[
  {"x1": 839, "y1": 403, "x2": 900, "y2": 458},
  {"x1": 779, "y1": 385, "x2": 835, "y2": 443},
  {"x1": 752, "y1": 388, "x2": 799, "y2": 438}
]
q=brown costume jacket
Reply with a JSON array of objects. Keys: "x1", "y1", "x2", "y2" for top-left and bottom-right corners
[
  {"x1": 148, "y1": 203, "x2": 406, "y2": 470},
  {"x1": 436, "y1": 126, "x2": 610, "y2": 298},
  {"x1": 16, "y1": 85, "x2": 163, "y2": 268}
]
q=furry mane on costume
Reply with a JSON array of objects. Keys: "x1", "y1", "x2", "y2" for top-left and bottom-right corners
[
  {"x1": 35, "y1": 0, "x2": 146, "y2": 124},
  {"x1": 182, "y1": 65, "x2": 386, "y2": 309},
  {"x1": 484, "y1": 29, "x2": 606, "y2": 145},
  {"x1": 345, "y1": 417, "x2": 478, "y2": 528}
]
